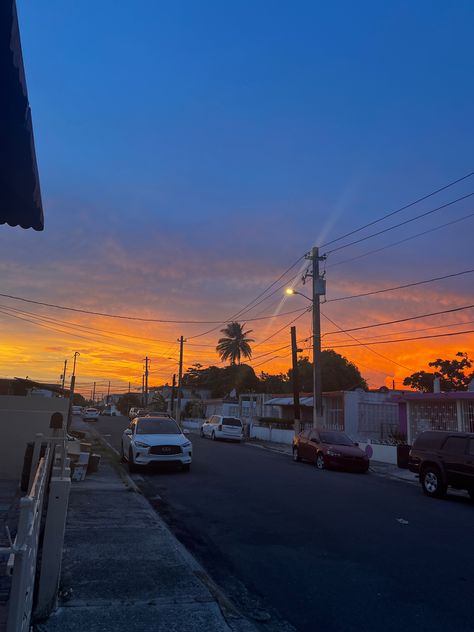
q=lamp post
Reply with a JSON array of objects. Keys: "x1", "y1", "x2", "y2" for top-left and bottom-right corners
[{"x1": 67, "y1": 351, "x2": 80, "y2": 430}]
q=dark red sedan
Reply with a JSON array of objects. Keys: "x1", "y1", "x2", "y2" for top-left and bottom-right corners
[{"x1": 292, "y1": 429, "x2": 369, "y2": 472}]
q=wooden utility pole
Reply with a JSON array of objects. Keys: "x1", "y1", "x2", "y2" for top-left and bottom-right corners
[
  {"x1": 92, "y1": 381, "x2": 96, "y2": 404},
  {"x1": 144, "y1": 357, "x2": 149, "y2": 407},
  {"x1": 170, "y1": 373, "x2": 176, "y2": 416},
  {"x1": 290, "y1": 326, "x2": 301, "y2": 433},
  {"x1": 107, "y1": 380, "x2": 111, "y2": 404},
  {"x1": 61, "y1": 359, "x2": 67, "y2": 396},
  {"x1": 306, "y1": 246, "x2": 326, "y2": 428},
  {"x1": 176, "y1": 337, "x2": 184, "y2": 425}
]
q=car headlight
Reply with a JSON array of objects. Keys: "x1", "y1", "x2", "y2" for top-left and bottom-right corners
[
  {"x1": 182, "y1": 441, "x2": 192, "y2": 449},
  {"x1": 327, "y1": 449, "x2": 342, "y2": 457},
  {"x1": 134, "y1": 441, "x2": 150, "y2": 448}
]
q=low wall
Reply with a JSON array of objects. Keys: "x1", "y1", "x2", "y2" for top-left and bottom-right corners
[
  {"x1": 358, "y1": 442, "x2": 398, "y2": 465},
  {"x1": 182, "y1": 419, "x2": 203, "y2": 430},
  {"x1": 250, "y1": 425, "x2": 295, "y2": 445},
  {"x1": 0, "y1": 396, "x2": 69, "y2": 480}
]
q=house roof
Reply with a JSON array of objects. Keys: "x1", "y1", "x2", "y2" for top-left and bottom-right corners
[
  {"x1": 0, "y1": 1, "x2": 44, "y2": 230},
  {"x1": 391, "y1": 392, "x2": 474, "y2": 402}
]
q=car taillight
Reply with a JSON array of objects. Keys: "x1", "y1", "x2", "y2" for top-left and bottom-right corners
[{"x1": 218, "y1": 424, "x2": 222, "y2": 431}]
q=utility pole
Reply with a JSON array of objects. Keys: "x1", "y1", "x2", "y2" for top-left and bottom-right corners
[
  {"x1": 92, "y1": 381, "x2": 96, "y2": 404},
  {"x1": 128, "y1": 381, "x2": 131, "y2": 395},
  {"x1": 66, "y1": 352, "x2": 80, "y2": 431},
  {"x1": 144, "y1": 357, "x2": 149, "y2": 407},
  {"x1": 306, "y1": 246, "x2": 326, "y2": 428},
  {"x1": 141, "y1": 374, "x2": 145, "y2": 406},
  {"x1": 176, "y1": 336, "x2": 184, "y2": 426},
  {"x1": 61, "y1": 359, "x2": 67, "y2": 396},
  {"x1": 290, "y1": 326, "x2": 302, "y2": 433},
  {"x1": 107, "y1": 380, "x2": 111, "y2": 404},
  {"x1": 170, "y1": 373, "x2": 176, "y2": 416}
]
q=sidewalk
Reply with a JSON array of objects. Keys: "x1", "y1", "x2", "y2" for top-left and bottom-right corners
[{"x1": 34, "y1": 440, "x2": 256, "y2": 632}]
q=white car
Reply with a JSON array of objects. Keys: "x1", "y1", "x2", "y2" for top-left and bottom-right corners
[
  {"x1": 121, "y1": 416, "x2": 192, "y2": 472},
  {"x1": 82, "y1": 407, "x2": 99, "y2": 422},
  {"x1": 71, "y1": 405, "x2": 83, "y2": 416},
  {"x1": 200, "y1": 415, "x2": 243, "y2": 442}
]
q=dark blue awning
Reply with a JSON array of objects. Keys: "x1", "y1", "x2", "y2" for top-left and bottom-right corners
[{"x1": 0, "y1": 0, "x2": 44, "y2": 231}]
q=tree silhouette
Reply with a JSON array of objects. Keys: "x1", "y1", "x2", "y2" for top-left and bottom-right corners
[{"x1": 216, "y1": 322, "x2": 254, "y2": 365}]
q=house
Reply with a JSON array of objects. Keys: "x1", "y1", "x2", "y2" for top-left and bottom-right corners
[
  {"x1": 0, "y1": 378, "x2": 68, "y2": 398},
  {"x1": 264, "y1": 389, "x2": 401, "y2": 442},
  {"x1": 391, "y1": 391, "x2": 474, "y2": 444}
]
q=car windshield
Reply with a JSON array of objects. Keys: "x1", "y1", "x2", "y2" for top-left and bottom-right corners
[
  {"x1": 136, "y1": 419, "x2": 181, "y2": 435},
  {"x1": 223, "y1": 417, "x2": 242, "y2": 426},
  {"x1": 319, "y1": 431, "x2": 354, "y2": 446}
]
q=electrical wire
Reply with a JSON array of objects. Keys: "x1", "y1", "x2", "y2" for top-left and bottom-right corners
[
  {"x1": 324, "y1": 192, "x2": 474, "y2": 255},
  {"x1": 321, "y1": 170, "x2": 474, "y2": 249},
  {"x1": 324, "y1": 328, "x2": 474, "y2": 349},
  {"x1": 326, "y1": 268, "x2": 474, "y2": 303}
]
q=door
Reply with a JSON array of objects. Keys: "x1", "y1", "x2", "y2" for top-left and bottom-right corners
[
  {"x1": 298, "y1": 430, "x2": 312, "y2": 460},
  {"x1": 441, "y1": 436, "x2": 468, "y2": 487},
  {"x1": 306, "y1": 430, "x2": 321, "y2": 463}
]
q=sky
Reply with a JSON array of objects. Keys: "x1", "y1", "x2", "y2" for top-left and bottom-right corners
[{"x1": 1, "y1": 0, "x2": 474, "y2": 396}]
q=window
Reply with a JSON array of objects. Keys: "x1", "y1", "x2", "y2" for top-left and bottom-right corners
[
  {"x1": 136, "y1": 419, "x2": 180, "y2": 435},
  {"x1": 319, "y1": 431, "x2": 354, "y2": 446},
  {"x1": 223, "y1": 417, "x2": 241, "y2": 426},
  {"x1": 442, "y1": 436, "x2": 467, "y2": 455},
  {"x1": 309, "y1": 430, "x2": 320, "y2": 443}
]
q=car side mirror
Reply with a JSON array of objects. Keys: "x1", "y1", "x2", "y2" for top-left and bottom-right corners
[{"x1": 124, "y1": 429, "x2": 132, "y2": 435}]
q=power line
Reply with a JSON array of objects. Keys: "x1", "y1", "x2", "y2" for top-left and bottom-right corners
[
  {"x1": 321, "y1": 170, "x2": 474, "y2": 249},
  {"x1": 325, "y1": 192, "x2": 474, "y2": 255},
  {"x1": 327, "y1": 210, "x2": 474, "y2": 269},
  {"x1": 325, "y1": 328, "x2": 474, "y2": 349},
  {"x1": 326, "y1": 269, "x2": 474, "y2": 303},
  {"x1": 252, "y1": 307, "x2": 311, "y2": 349},
  {"x1": 0, "y1": 291, "x2": 306, "y2": 324},
  {"x1": 321, "y1": 303, "x2": 474, "y2": 335}
]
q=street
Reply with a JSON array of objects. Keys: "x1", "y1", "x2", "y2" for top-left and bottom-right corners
[{"x1": 91, "y1": 415, "x2": 474, "y2": 632}]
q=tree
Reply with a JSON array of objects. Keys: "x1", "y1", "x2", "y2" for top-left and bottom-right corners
[
  {"x1": 149, "y1": 391, "x2": 167, "y2": 412},
  {"x1": 403, "y1": 352, "x2": 474, "y2": 392},
  {"x1": 260, "y1": 371, "x2": 290, "y2": 394},
  {"x1": 117, "y1": 393, "x2": 140, "y2": 416},
  {"x1": 287, "y1": 351, "x2": 367, "y2": 392},
  {"x1": 182, "y1": 363, "x2": 204, "y2": 388},
  {"x1": 72, "y1": 393, "x2": 87, "y2": 407},
  {"x1": 216, "y1": 322, "x2": 254, "y2": 365}
]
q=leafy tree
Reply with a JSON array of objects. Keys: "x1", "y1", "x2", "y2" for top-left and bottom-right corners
[
  {"x1": 183, "y1": 400, "x2": 206, "y2": 419},
  {"x1": 149, "y1": 391, "x2": 167, "y2": 412},
  {"x1": 216, "y1": 322, "x2": 254, "y2": 365},
  {"x1": 72, "y1": 393, "x2": 87, "y2": 407},
  {"x1": 259, "y1": 371, "x2": 290, "y2": 394},
  {"x1": 117, "y1": 393, "x2": 140, "y2": 416},
  {"x1": 182, "y1": 363, "x2": 204, "y2": 388},
  {"x1": 403, "y1": 352, "x2": 474, "y2": 392},
  {"x1": 287, "y1": 351, "x2": 367, "y2": 392}
]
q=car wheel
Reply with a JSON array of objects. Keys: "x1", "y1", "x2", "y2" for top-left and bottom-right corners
[
  {"x1": 292, "y1": 447, "x2": 301, "y2": 462},
  {"x1": 211, "y1": 432, "x2": 216, "y2": 441},
  {"x1": 315, "y1": 453, "x2": 325, "y2": 470},
  {"x1": 420, "y1": 465, "x2": 446, "y2": 498},
  {"x1": 128, "y1": 447, "x2": 138, "y2": 473},
  {"x1": 182, "y1": 463, "x2": 191, "y2": 472}
]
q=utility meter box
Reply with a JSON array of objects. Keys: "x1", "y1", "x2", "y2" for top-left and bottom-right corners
[{"x1": 315, "y1": 278, "x2": 326, "y2": 296}]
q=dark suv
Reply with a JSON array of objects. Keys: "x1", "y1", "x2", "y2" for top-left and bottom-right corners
[{"x1": 408, "y1": 431, "x2": 474, "y2": 499}]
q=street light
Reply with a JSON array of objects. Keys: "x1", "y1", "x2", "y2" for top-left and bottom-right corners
[{"x1": 285, "y1": 288, "x2": 312, "y2": 302}]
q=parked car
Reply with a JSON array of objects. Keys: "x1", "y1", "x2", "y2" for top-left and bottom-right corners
[
  {"x1": 129, "y1": 407, "x2": 140, "y2": 420},
  {"x1": 200, "y1": 415, "x2": 243, "y2": 442},
  {"x1": 71, "y1": 405, "x2": 83, "y2": 416},
  {"x1": 292, "y1": 429, "x2": 369, "y2": 472},
  {"x1": 129, "y1": 407, "x2": 147, "y2": 419},
  {"x1": 408, "y1": 430, "x2": 474, "y2": 499},
  {"x1": 82, "y1": 408, "x2": 99, "y2": 422},
  {"x1": 101, "y1": 406, "x2": 118, "y2": 416},
  {"x1": 121, "y1": 416, "x2": 192, "y2": 472}
]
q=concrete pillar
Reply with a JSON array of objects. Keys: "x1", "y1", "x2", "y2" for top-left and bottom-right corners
[{"x1": 35, "y1": 476, "x2": 71, "y2": 618}]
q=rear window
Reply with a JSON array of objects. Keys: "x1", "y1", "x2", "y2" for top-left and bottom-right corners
[
  {"x1": 442, "y1": 436, "x2": 467, "y2": 455},
  {"x1": 222, "y1": 417, "x2": 242, "y2": 426},
  {"x1": 413, "y1": 432, "x2": 447, "y2": 450}
]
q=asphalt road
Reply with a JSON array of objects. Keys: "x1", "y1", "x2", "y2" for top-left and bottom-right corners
[{"x1": 89, "y1": 415, "x2": 474, "y2": 632}]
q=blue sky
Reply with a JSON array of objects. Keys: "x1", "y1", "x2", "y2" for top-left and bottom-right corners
[{"x1": 1, "y1": 0, "x2": 473, "y2": 388}]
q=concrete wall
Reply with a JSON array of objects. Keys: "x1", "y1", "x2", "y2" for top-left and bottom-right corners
[
  {"x1": 0, "y1": 396, "x2": 69, "y2": 480},
  {"x1": 250, "y1": 425, "x2": 295, "y2": 445},
  {"x1": 358, "y1": 441, "x2": 398, "y2": 465}
]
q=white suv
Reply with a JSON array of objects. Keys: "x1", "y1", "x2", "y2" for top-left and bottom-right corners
[
  {"x1": 200, "y1": 415, "x2": 243, "y2": 442},
  {"x1": 82, "y1": 407, "x2": 99, "y2": 422}
]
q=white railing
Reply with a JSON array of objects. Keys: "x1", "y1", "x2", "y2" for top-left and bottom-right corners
[
  {"x1": 0, "y1": 432, "x2": 71, "y2": 630},
  {"x1": 1, "y1": 438, "x2": 51, "y2": 632}
]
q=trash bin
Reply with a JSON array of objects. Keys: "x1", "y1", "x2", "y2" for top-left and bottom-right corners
[{"x1": 396, "y1": 444, "x2": 411, "y2": 469}]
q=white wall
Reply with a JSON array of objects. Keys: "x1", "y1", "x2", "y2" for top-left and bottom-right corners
[
  {"x1": 250, "y1": 426, "x2": 295, "y2": 445},
  {"x1": 358, "y1": 441, "x2": 398, "y2": 465},
  {"x1": 0, "y1": 396, "x2": 69, "y2": 479}
]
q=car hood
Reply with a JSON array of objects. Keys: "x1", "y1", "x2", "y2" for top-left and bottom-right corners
[
  {"x1": 326, "y1": 444, "x2": 367, "y2": 458},
  {"x1": 132, "y1": 433, "x2": 187, "y2": 446}
]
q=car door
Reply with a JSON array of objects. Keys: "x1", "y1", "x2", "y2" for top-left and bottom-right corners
[
  {"x1": 465, "y1": 438, "x2": 474, "y2": 488},
  {"x1": 441, "y1": 436, "x2": 468, "y2": 487},
  {"x1": 122, "y1": 420, "x2": 135, "y2": 453},
  {"x1": 297, "y1": 430, "x2": 311, "y2": 460},
  {"x1": 306, "y1": 430, "x2": 321, "y2": 462},
  {"x1": 204, "y1": 417, "x2": 213, "y2": 437}
]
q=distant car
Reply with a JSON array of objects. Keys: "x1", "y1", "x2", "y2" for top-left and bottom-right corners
[
  {"x1": 121, "y1": 416, "x2": 192, "y2": 472},
  {"x1": 71, "y1": 405, "x2": 83, "y2": 416},
  {"x1": 292, "y1": 429, "x2": 369, "y2": 472},
  {"x1": 408, "y1": 430, "x2": 474, "y2": 499},
  {"x1": 82, "y1": 408, "x2": 99, "y2": 422},
  {"x1": 200, "y1": 415, "x2": 243, "y2": 442},
  {"x1": 129, "y1": 407, "x2": 147, "y2": 419},
  {"x1": 101, "y1": 407, "x2": 118, "y2": 416}
]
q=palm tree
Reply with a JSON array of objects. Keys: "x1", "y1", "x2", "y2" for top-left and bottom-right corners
[{"x1": 216, "y1": 322, "x2": 254, "y2": 365}]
